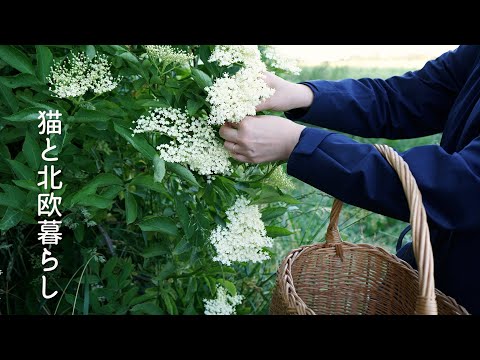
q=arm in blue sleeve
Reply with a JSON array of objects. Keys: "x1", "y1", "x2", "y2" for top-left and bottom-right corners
[
  {"x1": 287, "y1": 127, "x2": 480, "y2": 231},
  {"x1": 286, "y1": 46, "x2": 480, "y2": 139}
]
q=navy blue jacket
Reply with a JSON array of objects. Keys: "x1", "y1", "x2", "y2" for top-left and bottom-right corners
[{"x1": 286, "y1": 45, "x2": 480, "y2": 314}]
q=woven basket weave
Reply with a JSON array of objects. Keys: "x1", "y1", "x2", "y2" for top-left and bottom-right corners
[{"x1": 270, "y1": 144, "x2": 469, "y2": 315}]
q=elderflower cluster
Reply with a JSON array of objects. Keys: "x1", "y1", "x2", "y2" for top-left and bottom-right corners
[
  {"x1": 263, "y1": 46, "x2": 301, "y2": 75},
  {"x1": 208, "y1": 45, "x2": 263, "y2": 69},
  {"x1": 203, "y1": 285, "x2": 244, "y2": 315},
  {"x1": 145, "y1": 45, "x2": 194, "y2": 66},
  {"x1": 132, "y1": 107, "x2": 232, "y2": 177},
  {"x1": 206, "y1": 68, "x2": 274, "y2": 125},
  {"x1": 48, "y1": 52, "x2": 119, "y2": 98},
  {"x1": 206, "y1": 45, "x2": 275, "y2": 125},
  {"x1": 265, "y1": 166, "x2": 295, "y2": 191},
  {"x1": 209, "y1": 196, "x2": 273, "y2": 266}
]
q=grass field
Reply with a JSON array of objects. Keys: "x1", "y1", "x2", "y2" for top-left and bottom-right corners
[{"x1": 275, "y1": 64, "x2": 441, "y2": 256}]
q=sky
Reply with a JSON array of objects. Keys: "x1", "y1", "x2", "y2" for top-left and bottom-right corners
[{"x1": 275, "y1": 45, "x2": 458, "y2": 67}]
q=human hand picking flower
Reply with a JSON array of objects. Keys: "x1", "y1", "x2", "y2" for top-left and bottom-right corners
[
  {"x1": 255, "y1": 71, "x2": 314, "y2": 112},
  {"x1": 219, "y1": 115, "x2": 305, "y2": 164}
]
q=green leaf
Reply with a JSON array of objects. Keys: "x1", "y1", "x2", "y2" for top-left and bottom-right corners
[
  {"x1": 118, "y1": 51, "x2": 138, "y2": 64},
  {"x1": 0, "y1": 82, "x2": 18, "y2": 113},
  {"x1": 49, "y1": 123, "x2": 68, "y2": 157},
  {"x1": 77, "y1": 195, "x2": 113, "y2": 209},
  {"x1": 216, "y1": 279, "x2": 237, "y2": 296},
  {"x1": 3, "y1": 107, "x2": 53, "y2": 122},
  {"x1": 83, "y1": 275, "x2": 90, "y2": 315},
  {"x1": 130, "y1": 174, "x2": 167, "y2": 194},
  {"x1": 0, "y1": 74, "x2": 42, "y2": 89},
  {"x1": 70, "y1": 173, "x2": 122, "y2": 205},
  {"x1": 85, "y1": 45, "x2": 96, "y2": 60},
  {"x1": 99, "y1": 45, "x2": 127, "y2": 54},
  {"x1": 136, "y1": 99, "x2": 170, "y2": 108},
  {"x1": 74, "y1": 223, "x2": 85, "y2": 242},
  {"x1": 0, "y1": 46, "x2": 35, "y2": 75},
  {"x1": 191, "y1": 68, "x2": 212, "y2": 90},
  {"x1": 198, "y1": 46, "x2": 212, "y2": 64},
  {"x1": 101, "y1": 257, "x2": 118, "y2": 279},
  {"x1": 141, "y1": 245, "x2": 168, "y2": 258},
  {"x1": 166, "y1": 162, "x2": 199, "y2": 187},
  {"x1": 172, "y1": 238, "x2": 191, "y2": 255},
  {"x1": 99, "y1": 184, "x2": 122, "y2": 200},
  {"x1": 0, "y1": 184, "x2": 26, "y2": 210},
  {"x1": 186, "y1": 98, "x2": 203, "y2": 116},
  {"x1": 122, "y1": 287, "x2": 139, "y2": 306},
  {"x1": 70, "y1": 109, "x2": 110, "y2": 123},
  {"x1": 261, "y1": 206, "x2": 288, "y2": 222},
  {"x1": 138, "y1": 215, "x2": 178, "y2": 236},
  {"x1": 1, "y1": 127, "x2": 25, "y2": 144},
  {"x1": 153, "y1": 155, "x2": 165, "y2": 183},
  {"x1": 161, "y1": 292, "x2": 177, "y2": 315},
  {"x1": 198, "y1": 46, "x2": 220, "y2": 77},
  {"x1": 0, "y1": 207, "x2": 23, "y2": 231},
  {"x1": 206, "y1": 266, "x2": 236, "y2": 276},
  {"x1": 82, "y1": 173, "x2": 123, "y2": 191},
  {"x1": 35, "y1": 46, "x2": 53, "y2": 84},
  {"x1": 6, "y1": 159, "x2": 35, "y2": 181},
  {"x1": 252, "y1": 194, "x2": 301, "y2": 205},
  {"x1": 0, "y1": 191, "x2": 25, "y2": 210},
  {"x1": 130, "y1": 302, "x2": 164, "y2": 315},
  {"x1": 185, "y1": 278, "x2": 198, "y2": 303},
  {"x1": 0, "y1": 143, "x2": 10, "y2": 159},
  {"x1": 128, "y1": 293, "x2": 156, "y2": 307},
  {"x1": 113, "y1": 123, "x2": 157, "y2": 161},
  {"x1": 12, "y1": 179, "x2": 40, "y2": 193},
  {"x1": 265, "y1": 225, "x2": 294, "y2": 238},
  {"x1": 154, "y1": 262, "x2": 176, "y2": 281},
  {"x1": 174, "y1": 64, "x2": 192, "y2": 80},
  {"x1": 125, "y1": 192, "x2": 138, "y2": 225},
  {"x1": 174, "y1": 195, "x2": 193, "y2": 238},
  {"x1": 22, "y1": 131, "x2": 41, "y2": 171}
]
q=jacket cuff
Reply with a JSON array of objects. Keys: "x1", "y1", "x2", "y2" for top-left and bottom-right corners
[
  {"x1": 284, "y1": 81, "x2": 321, "y2": 122},
  {"x1": 287, "y1": 126, "x2": 333, "y2": 180}
]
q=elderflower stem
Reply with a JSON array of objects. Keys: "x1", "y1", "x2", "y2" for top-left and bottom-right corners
[{"x1": 240, "y1": 162, "x2": 281, "y2": 184}]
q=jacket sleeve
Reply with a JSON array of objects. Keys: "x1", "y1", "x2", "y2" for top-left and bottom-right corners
[
  {"x1": 287, "y1": 127, "x2": 480, "y2": 232},
  {"x1": 286, "y1": 45, "x2": 480, "y2": 139}
]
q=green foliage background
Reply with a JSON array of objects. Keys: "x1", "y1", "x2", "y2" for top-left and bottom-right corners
[{"x1": 0, "y1": 46, "x2": 439, "y2": 315}]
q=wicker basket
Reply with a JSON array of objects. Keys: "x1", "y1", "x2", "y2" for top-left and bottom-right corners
[{"x1": 270, "y1": 144, "x2": 469, "y2": 315}]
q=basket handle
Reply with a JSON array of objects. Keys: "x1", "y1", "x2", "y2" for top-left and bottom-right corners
[{"x1": 325, "y1": 144, "x2": 437, "y2": 315}]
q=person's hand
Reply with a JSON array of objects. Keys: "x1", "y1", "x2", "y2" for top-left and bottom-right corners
[
  {"x1": 256, "y1": 72, "x2": 314, "y2": 112},
  {"x1": 219, "y1": 115, "x2": 306, "y2": 164}
]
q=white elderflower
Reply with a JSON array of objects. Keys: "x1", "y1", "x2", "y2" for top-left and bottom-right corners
[
  {"x1": 48, "y1": 52, "x2": 90, "y2": 98},
  {"x1": 145, "y1": 45, "x2": 194, "y2": 66},
  {"x1": 204, "y1": 285, "x2": 244, "y2": 315},
  {"x1": 265, "y1": 166, "x2": 295, "y2": 191},
  {"x1": 132, "y1": 107, "x2": 232, "y2": 176},
  {"x1": 206, "y1": 45, "x2": 274, "y2": 125},
  {"x1": 48, "y1": 52, "x2": 119, "y2": 99},
  {"x1": 205, "y1": 67, "x2": 275, "y2": 125},
  {"x1": 263, "y1": 46, "x2": 301, "y2": 75},
  {"x1": 209, "y1": 45, "x2": 263, "y2": 69},
  {"x1": 209, "y1": 196, "x2": 273, "y2": 266},
  {"x1": 88, "y1": 54, "x2": 119, "y2": 94}
]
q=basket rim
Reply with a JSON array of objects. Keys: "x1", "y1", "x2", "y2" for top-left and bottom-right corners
[{"x1": 277, "y1": 241, "x2": 470, "y2": 315}]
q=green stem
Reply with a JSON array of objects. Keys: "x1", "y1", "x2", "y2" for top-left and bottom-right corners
[
  {"x1": 53, "y1": 255, "x2": 96, "y2": 315},
  {"x1": 239, "y1": 163, "x2": 281, "y2": 184},
  {"x1": 170, "y1": 266, "x2": 205, "y2": 280},
  {"x1": 72, "y1": 255, "x2": 96, "y2": 315}
]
